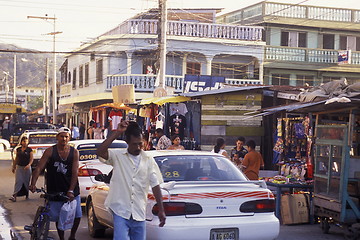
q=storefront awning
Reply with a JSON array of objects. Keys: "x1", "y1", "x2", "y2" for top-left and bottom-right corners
[
  {"x1": 0, "y1": 103, "x2": 26, "y2": 113},
  {"x1": 90, "y1": 102, "x2": 133, "y2": 111},
  {"x1": 140, "y1": 96, "x2": 190, "y2": 105}
]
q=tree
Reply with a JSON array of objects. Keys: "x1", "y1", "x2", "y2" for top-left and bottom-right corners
[{"x1": 27, "y1": 95, "x2": 43, "y2": 111}]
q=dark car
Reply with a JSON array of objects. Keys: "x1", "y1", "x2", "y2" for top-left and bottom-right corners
[{"x1": 10, "y1": 123, "x2": 57, "y2": 147}]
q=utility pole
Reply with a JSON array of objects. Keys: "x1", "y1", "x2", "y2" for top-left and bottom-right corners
[
  {"x1": 44, "y1": 58, "x2": 49, "y2": 123},
  {"x1": 158, "y1": 0, "x2": 167, "y2": 89},
  {"x1": 4, "y1": 72, "x2": 9, "y2": 102},
  {"x1": 27, "y1": 15, "x2": 62, "y2": 124},
  {"x1": 13, "y1": 55, "x2": 16, "y2": 104}
]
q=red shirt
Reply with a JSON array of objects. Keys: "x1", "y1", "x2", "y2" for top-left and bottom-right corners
[{"x1": 242, "y1": 150, "x2": 264, "y2": 180}]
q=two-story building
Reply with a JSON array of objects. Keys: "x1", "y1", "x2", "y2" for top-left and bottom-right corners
[
  {"x1": 59, "y1": 8, "x2": 266, "y2": 127},
  {"x1": 217, "y1": 1, "x2": 360, "y2": 86}
]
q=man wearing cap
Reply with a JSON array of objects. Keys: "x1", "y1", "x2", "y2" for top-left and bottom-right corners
[{"x1": 30, "y1": 127, "x2": 82, "y2": 240}]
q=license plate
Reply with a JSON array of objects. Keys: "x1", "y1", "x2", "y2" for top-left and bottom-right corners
[{"x1": 210, "y1": 228, "x2": 238, "y2": 240}]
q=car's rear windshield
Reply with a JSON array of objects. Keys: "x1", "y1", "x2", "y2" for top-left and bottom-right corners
[
  {"x1": 13, "y1": 124, "x2": 57, "y2": 135},
  {"x1": 76, "y1": 142, "x2": 127, "y2": 161},
  {"x1": 154, "y1": 155, "x2": 247, "y2": 182},
  {"x1": 29, "y1": 134, "x2": 58, "y2": 144}
]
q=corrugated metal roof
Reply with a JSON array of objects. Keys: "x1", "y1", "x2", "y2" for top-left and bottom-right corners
[
  {"x1": 243, "y1": 100, "x2": 327, "y2": 119},
  {"x1": 181, "y1": 86, "x2": 269, "y2": 98}
]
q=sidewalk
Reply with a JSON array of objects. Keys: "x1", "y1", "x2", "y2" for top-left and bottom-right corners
[{"x1": 0, "y1": 150, "x2": 11, "y2": 161}]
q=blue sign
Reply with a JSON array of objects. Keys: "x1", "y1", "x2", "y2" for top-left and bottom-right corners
[
  {"x1": 184, "y1": 75, "x2": 225, "y2": 93},
  {"x1": 338, "y1": 50, "x2": 351, "y2": 65}
]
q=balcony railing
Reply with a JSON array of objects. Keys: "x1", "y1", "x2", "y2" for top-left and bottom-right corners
[
  {"x1": 106, "y1": 74, "x2": 184, "y2": 92},
  {"x1": 221, "y1": 2, "x2": 360, "y2": 25},
  {"x1": 225, "y1": 79, "x2": 261, "y2": 85},
  {"x1": 100, "y1": 19, "x2": 263, "y2": 41},
  {"x1": 106, "y1": 74, "x2": 262, "y2": 93},
  {"x1": 265, "y1": 46, "x2": 360, "y2": 65}
]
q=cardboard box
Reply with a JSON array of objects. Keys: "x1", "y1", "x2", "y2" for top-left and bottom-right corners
[
  {"x1": 112, "y1": 84, "x2": 135, "y2": 104},
  {"x1": 281, "y1": 194, "x2": 309, "y2": 225}
]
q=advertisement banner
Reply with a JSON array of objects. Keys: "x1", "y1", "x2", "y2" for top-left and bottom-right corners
[
  {"x1": 184, "y1": 75, "x2": 225, "y2": 93},
  {"x1": 338, "y1": 50, "x2": 351, "y2": 65}
]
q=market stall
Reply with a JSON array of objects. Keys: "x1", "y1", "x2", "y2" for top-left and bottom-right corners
[
  {"x1": 138, "y1": 95, "x2": 200, "y2": 150},
  {"x1": 264, "y1": 115, "x2": 314, "y2": 224}
]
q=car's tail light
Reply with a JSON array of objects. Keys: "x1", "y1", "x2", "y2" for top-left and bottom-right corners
[
  {"x1": 152, "y1": 202, "x2": 202, "y2": 216},
  {"x1": 240, "y1": 199, "x2": 275, "y2": 213},
  {"x1": 78, "y1": 166, "x2": 102, "y2": 176}
]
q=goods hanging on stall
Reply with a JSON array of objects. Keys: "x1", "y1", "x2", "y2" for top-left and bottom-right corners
[
  {"x1": 89, "y1": 102, "x2": 135, "y2": 139},
  {"x1": 269, "y1": 116, "x2": 313, "y2": 184},
  {"x1": 262, "y1": 115, "x2": 315, "y2": 225},
  {"x1": 139, "y1": 95, "x2": 200, "y2": 151}
]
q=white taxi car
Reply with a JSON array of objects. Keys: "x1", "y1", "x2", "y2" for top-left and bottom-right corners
[
  {"x1": 12, "y1": 130, "x2": 58, "y2": 169},
  {"x1": 86, "y1": 150, "x2": 279, "y2": 240},
  {"x1": 69, "y1": 139, "x2": 127, "y2": 201},
  {"x1": 0, "y1": 138, "x2": 11, "y2": 151}
]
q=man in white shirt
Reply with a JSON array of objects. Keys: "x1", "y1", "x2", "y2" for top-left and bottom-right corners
[{"x1": 97, "y1": 120, "x2": 166, "y2": 240}]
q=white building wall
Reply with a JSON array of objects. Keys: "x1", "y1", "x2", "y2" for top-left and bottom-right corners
[
  {"x1": 307, "y1": 32, "x2": 318, "y2": 49},
  {"x1": 269, "y1": 28, "x2": 281, "y2": 46}
]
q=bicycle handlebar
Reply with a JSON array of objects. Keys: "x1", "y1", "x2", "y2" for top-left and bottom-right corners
[{"x1": 35, "y1": 188, "x2": 69, "y2": 201}]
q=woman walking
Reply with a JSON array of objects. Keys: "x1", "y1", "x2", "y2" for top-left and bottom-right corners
[
  {"x1": 211, "y1": 137, "x2": 229, "y2": 158},
  {"x1": 10, "y1": 136, "x2": 33, "y2": 202}
]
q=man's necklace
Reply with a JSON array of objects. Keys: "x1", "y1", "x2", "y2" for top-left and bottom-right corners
[{"x1": 58, "y1": 147, "x2": 69, "y2": 161}]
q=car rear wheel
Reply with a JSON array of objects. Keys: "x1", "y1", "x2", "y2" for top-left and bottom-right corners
[{"x1": 87, "y1": 201, "x2": 106, "y2": 238}]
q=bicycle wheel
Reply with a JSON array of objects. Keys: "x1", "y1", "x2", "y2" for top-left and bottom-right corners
[{"x1": 31, "y1": 207, "x2": 50, "y2": 240}]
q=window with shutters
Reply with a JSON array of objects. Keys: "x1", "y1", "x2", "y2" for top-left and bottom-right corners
[
  {"x1": 79, "y1": 65, "x2": 83, "y2": 88},
  {"x1": 281, "y1": 31, "x2": 307, "y2": 47},
  {"x1": 72, "y1": 69, "x2": 77, "y2": 90},
  {"x1": 186, "y1": 62, "x2": 201, "y2": 75},
  {"x1": 96, "y1": 59, "x2": 103, "y2": 83},
  {"x1": 142, "y1": 59, "x2": 157, "y2": 74},
  {"x1": 272, "y1": 74, "x2": 290, "y2": 85},
  {"x1": 323, "y1": 34, "x2": 335, "y2": 49},
  {"x1": 85, "y1": 63, "x2": 89, "y2": 87}
]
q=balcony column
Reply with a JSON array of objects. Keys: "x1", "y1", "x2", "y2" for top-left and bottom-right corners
[
  {"x1": 259, "y1": 60, "x2": 264, "y2": 84},
  {"x1": 125, "y1": 51, "x2": 133, "y2": 74},
  {"x1": 205, "y1": 55, "x2": 214, "y2": 76},
  {"x1": 182, "y1": 53, "x2": 188, "y2": 76}
]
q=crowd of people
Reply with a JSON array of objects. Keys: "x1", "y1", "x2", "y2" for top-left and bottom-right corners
[
  {"x1": 212, "y1": 136, "x2": 264, "y2": 180},
  {"x1": 7, "y1": 118, "x2": 264, "y2": 240}
]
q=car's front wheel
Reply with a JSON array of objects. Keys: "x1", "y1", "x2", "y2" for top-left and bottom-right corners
[{"x1": 87, "y1": 201, "x2": 106, "y2": 238}]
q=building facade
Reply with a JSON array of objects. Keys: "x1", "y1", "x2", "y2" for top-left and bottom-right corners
[
  {"x1": 217, "y1": 1, "x2": 360, "y2": 86},
  {"x1": 59, "y1": 8, "x2": 266, "y2": 127}
]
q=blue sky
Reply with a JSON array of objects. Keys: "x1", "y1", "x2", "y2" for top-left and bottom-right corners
[{"x1": 0, "y1": 0, "x2": 359, "y2": 52}]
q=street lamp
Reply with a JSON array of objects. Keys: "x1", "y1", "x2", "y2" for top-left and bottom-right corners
[{"x1": 27, "y1": 14, "x2": 62, "y2": 124}]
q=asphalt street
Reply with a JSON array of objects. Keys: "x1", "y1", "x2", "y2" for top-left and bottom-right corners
[{"x1": 0, "y1": 149, "x2": 345, "y2": 240}]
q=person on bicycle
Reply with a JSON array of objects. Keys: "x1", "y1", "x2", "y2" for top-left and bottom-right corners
[
  {"x1": 30, "y1": 127, "x2": 81, "y2": 240},
  {"x1": 97, "y1": 120, "x2": 166, "y2": 240}
]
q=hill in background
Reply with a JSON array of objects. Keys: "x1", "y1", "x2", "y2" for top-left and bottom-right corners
[{"x1": 0, "y1": 43, "x2": 64, "y2": 88}]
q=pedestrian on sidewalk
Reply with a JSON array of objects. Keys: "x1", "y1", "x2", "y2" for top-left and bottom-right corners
[
  {"x1": 79, "y1": 122, "x2": 85, "y2": 140},
  {"x1": 242, "y1": 140, "x2": 264, "y2": 180},
  {"x1": 71, "y1": 124, "x2": 80, "y2": 140},
  {"x1": 211, "y1": 137, "x2": 229, "y2": 158},
  {"x1": 10, "y1": 136, "x2": 33, "y2": 202},
  {"x1": 230, "y1": 136, "x2": 248, "y2": 169},
  {"x1": 155, "y1": 128, "x2": 171, "y2": 150}
]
